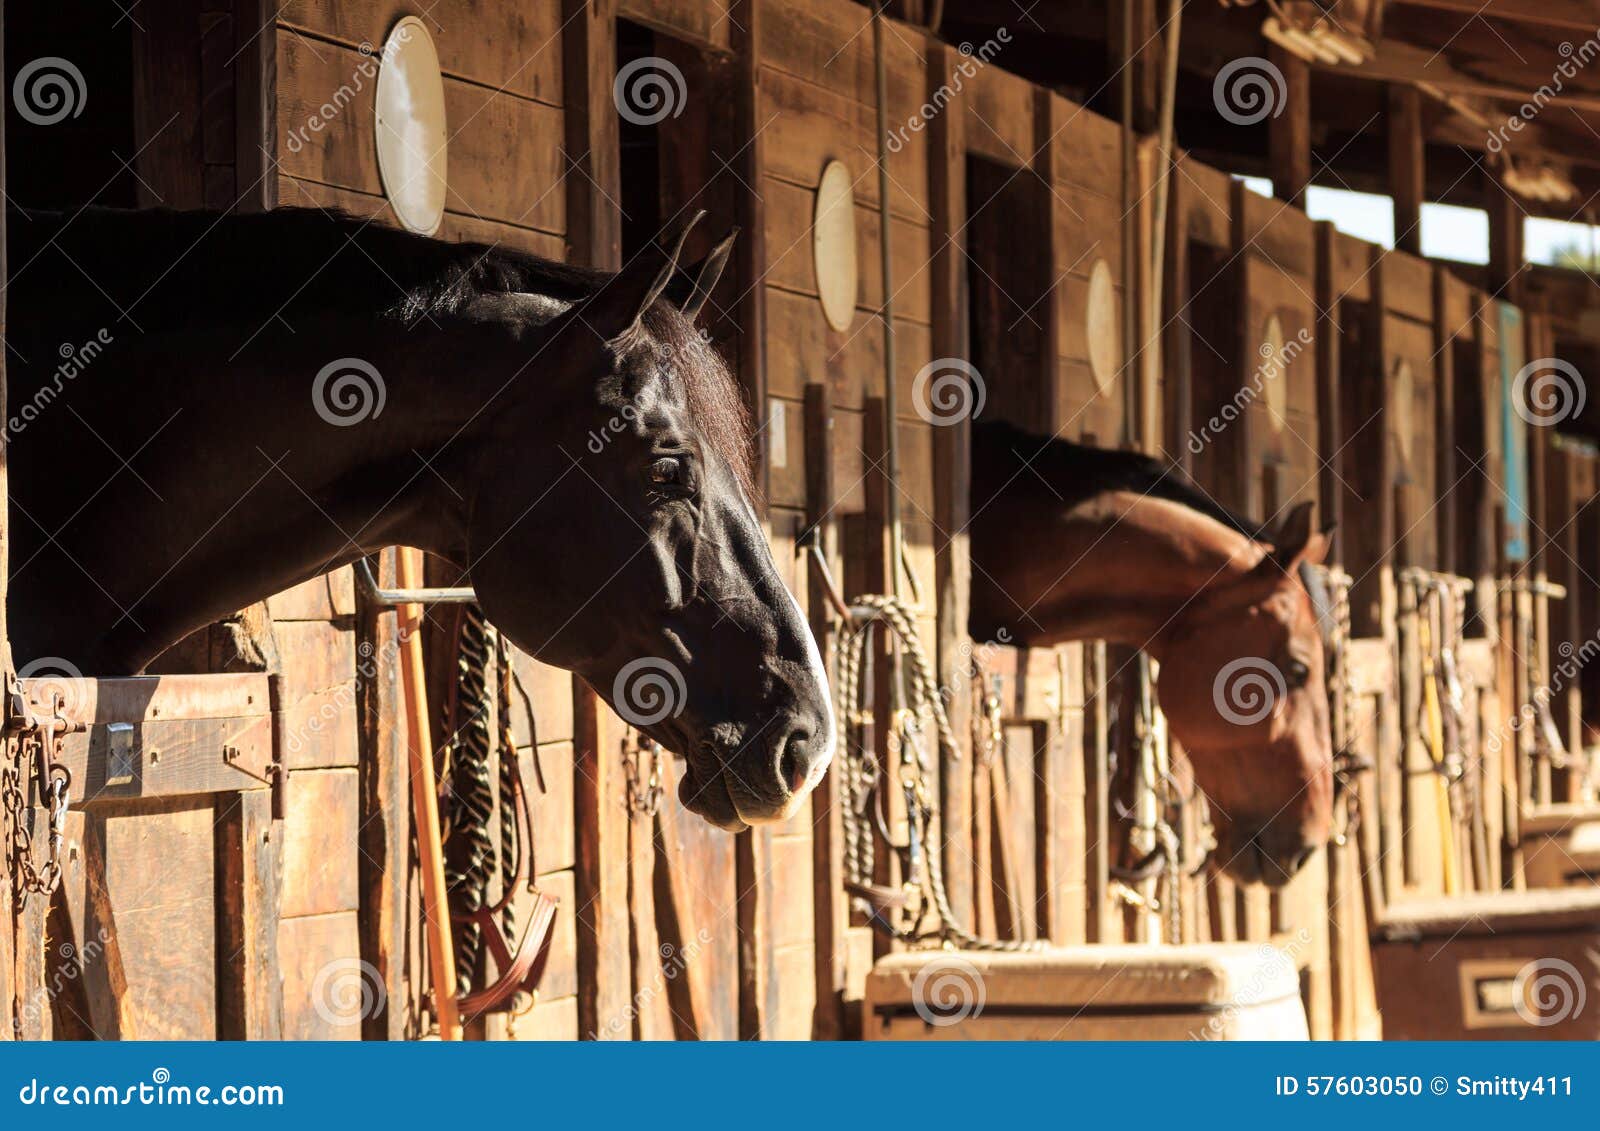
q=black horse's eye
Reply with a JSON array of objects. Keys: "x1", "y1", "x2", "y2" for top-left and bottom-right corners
[
  {"x1": 1284, "y1": 659, "x2": 1311, "y2": 689},
  {"x1": 648, "y1": 456, "x2": 683, "y2": 487}
]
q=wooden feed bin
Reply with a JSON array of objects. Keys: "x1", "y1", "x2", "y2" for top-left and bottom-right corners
[
  {"x1": 1373, "y1": 889, "x2": 1600, "y2": 1040},
  {"x1": 863, "y1": 945, "x2": 1310, "y2": 1041},
  {"x1": 1519, "y1": 805, "x2": 1600, "y2": 888}
]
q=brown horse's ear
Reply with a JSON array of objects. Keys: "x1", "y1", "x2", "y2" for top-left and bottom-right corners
[
  {"x1": 1265, "y1": 501, "x2": 1316, "y2": 570},
  {"x1": 665, "y1": 227, "x2": 738, "y2": 321},
  {"x1": 589, "y1": 210, "x2": 705, "y2": 343}
]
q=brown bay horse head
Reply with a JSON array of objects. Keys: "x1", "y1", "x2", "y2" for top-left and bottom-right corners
[
  {"x1": 970, "y1": 421, "x2": 1334, "y2": 885},
  {"x1": 5, "y1": 205, "x2": 832, "y2": 830}
]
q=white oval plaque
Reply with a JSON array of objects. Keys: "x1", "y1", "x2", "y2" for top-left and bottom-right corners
[{"x1": 375, "y1": 17, "x2": 448, "y2": 235}]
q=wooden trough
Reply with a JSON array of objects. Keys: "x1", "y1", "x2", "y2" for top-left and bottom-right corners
[{"x1": 863, "y1": 944, "x2": 1310, "y2": 1041}]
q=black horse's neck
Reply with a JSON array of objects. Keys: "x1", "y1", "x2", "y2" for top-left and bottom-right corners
[
  {"x1": 971, "y1": 420, "x2": 1258, "y2": 537},
  {"x1": 5, "y1": 208, "x2": 575, "y2": 672}
]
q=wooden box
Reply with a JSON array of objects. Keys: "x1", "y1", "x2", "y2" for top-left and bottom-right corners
[
  {"x1": 862, "y1": 944, "x2": 1310, "y2": 1041},
  {"x1": 1373, "y1": 889, "x2": 1600, "y2": 1039},
  {"x1": 1520, "y1": 805, "x2": 1600, "y2": 888}
]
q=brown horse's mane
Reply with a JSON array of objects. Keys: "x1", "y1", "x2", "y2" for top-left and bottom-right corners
[{"x1": 5, "y1": 205, "x2": 758, "y2": 501}]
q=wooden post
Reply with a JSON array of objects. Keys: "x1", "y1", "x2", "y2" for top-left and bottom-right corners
[
  {"x1": 1269, "y1": 44, "x2": 1311, "y2": 209},
  {"x1": 356, "y1": 548, "x2": 409, "y2": 1039},
  {"x1": 396, "y1": 547, "x2": 459, "y2": 1041},
  {"x1": 1486, "y1": 165, "x2": 1524, "y2": 303},
  {"x1": 1433, "y1": 268, "x2": 1457, "y2": 573},
  {"x1": 1388, "y1": 85, "x2": 1425, "y2": 256},
  {"x1": 929, "y1": 43, "x2": 974, "y2": 929}
]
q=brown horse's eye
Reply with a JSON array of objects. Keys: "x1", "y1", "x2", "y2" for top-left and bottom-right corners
[
  {"x1": 648, "y1": 456, "x2": 682, "y2": 487},
  {"x1": 1284, "y1": 659, "x2": 1310, "y2": 689}
]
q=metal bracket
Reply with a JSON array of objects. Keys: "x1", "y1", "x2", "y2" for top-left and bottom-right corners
[{"x1": 355, "y1": 556, "x2": 477, "y2": 606}]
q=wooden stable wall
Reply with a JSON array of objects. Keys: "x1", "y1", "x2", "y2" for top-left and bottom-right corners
[{"x1": 15, "y1": 0, "x2": 1600, "y2": 1045}]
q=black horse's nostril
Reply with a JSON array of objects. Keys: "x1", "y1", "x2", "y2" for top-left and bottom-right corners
[{"x1": 779, "y1": 729, "x2": 812, "y2": 795}]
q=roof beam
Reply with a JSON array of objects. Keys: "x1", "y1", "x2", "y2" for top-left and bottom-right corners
[{"x1": 1392, "y1": 0, "x2": 1600, "y2": 35}]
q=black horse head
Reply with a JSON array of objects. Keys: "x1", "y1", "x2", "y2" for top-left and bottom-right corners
[{"x1": 462, "y1": 216, "x2": 834, "y2": 829}]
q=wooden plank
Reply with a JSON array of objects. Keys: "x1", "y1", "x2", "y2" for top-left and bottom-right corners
[
  {"x1": 573, "y1": 692, "x2": 630, "y2": 1038},
  {"x1": 280, "y1": 768, "x2": 359, "y2": 917},
  {"x1": 276, "y1": 33, "x2": 566, "y2": 236},
  {"x1": 928, "y1": 42, "x2": 974, "y2": 937},
  {"x1": 278, "y1": 910, "x2": 363, "y2": 1039},
  {"x1": 1387, "y1": 85, "x2": 1425, "y2": 256},
  {"x1": 279, "y1": 2, "x2": 564, "y2": 104},
  {"x1": 802, "y1": 383, "x2": 848, "y2": 1039},
  {"x1": 355, "y1": 548, "x2": 408, "y2": 1039},
  {"x1": 563, "y1": 0, "x2": 621, "y2": 269},
  {"x1": 1268, "y1": 44, "x2": 1311, "y2": 209},
  {"x1": 98, "y1": 800, "x2": 219, "y2": 1038},
  {"x1": 236, "y1": 0, "x2": 278, "y2": 210},
  {"x1": 216, "y1": 788, "x2": 283, "y2": 1039}
]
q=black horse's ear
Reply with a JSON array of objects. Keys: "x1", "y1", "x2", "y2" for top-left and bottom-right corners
[
  {"x1": 589, "y1": 210, "x2": 705, "y2": 343},
  {"x1": 665, "y1": 227, "x2": 738, "y2": 321},
  {"x1": 1267, "y1": 501, "x2": 1316, "y2": 569}
]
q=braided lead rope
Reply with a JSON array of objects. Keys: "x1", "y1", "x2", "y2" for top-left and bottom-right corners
[
  {"x1": 444, "y1": 605, "x2": 498, "y2": 995},
  {"x1": 834, "y1": 594, "x2": 1041, "y2": 952}
]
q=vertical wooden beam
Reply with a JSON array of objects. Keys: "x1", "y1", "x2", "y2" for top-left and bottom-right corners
[
  {"x1": 234, "y1": 0, "x2": 277, "y2": 211},
  {"x1": 730, "y1": 0, "x2": 768, "y2": 494},
  {"x1": 562, "y1": 0, "x2": 632, "y2": 1042},
  {"x1": 727, "y1": 0, "x2": 776, "y2": 1041},
  {"x1": 1166, "y1": 162, "x2": 1193, "y2": 471},
  {"x1": 1433, "y1": 268, "x2": 1457, "y2": 573},
  {"x1": 1388, "y1": 85, "x2": 1425, "y2": 256},
  {"x1": 929, "y1": 44, "x2": 973, "y2": 929},
  {"x1": 356, "y1": 549, "x2": 408, "y2": 1039},
  {"x1": 1314, "y1": 222, "x2": 1345, "y2": 561},
  {"x1": 1268, "y1": 45, "x2": 1311, "y2": 210},
  {"x1": 0, "y1": 7, "x2": 13, "y2": 1042},
  {"x1": 216, "y1": 788, "x2": 283, "y2": 1039},
  {"x1": 1032, "y1": 89, "x2": 1064, "y2": 434},
  {"x1": 563, "y1": 0, "x2": 622, "y2": 272},
  {"x1": 1486, "y1": 165, "x2": 1524, "y2": 303},
  {"x1": 802, "y1": 384, "x2": 846, "y2": 1039}
]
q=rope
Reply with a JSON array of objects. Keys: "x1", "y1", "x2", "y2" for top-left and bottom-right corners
[
  {"x1": 442, "y1": 605, "x2": 519, "y2": 995},
  {"x1": 834, "y1": 593, "x2": 1040, "y2": 952}
]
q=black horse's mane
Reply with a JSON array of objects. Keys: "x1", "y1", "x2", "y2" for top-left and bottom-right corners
[
  {"x1": 974, "y1": 419, "x2": 1261, "y2": 537},
  {"x1": 6, "y1": 205, "x2": 758, "y2": 499}
]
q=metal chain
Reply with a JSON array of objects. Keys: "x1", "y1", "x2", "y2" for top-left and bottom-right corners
[
  {"x1": 623, "y1": 734, "x2": 664, "y2": 817},
  {"x1": 3, "y1": 690, "x2": 75, "y2": 904}
]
